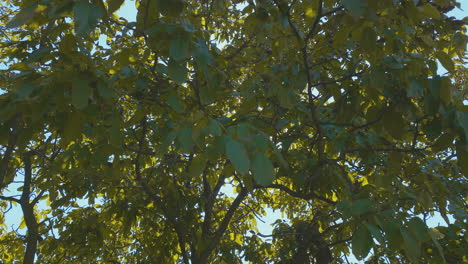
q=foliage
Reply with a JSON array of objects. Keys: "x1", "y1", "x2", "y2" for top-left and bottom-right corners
[{"x1": 0, "y1": 0, "x2": 467, "y2": 263}]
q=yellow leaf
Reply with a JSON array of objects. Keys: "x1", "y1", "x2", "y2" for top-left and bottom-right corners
[{"x1": 305, "y1": 8, "x2": 316, "y2": 18}]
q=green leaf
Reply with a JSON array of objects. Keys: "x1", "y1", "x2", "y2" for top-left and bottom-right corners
[
  {"x1": 177, "y1": 128, "x2": 195, "y2": 153},
  {"x1": 439, "y1": 77, "x2": 451, "y2": 105},
  {"x1": 74, "y1": 1, "x2": 103, "y2": 35},
  {"x1": 407, "y1": 217, "x2": 429, "y2": 243},
  {"x1": 225, "y1": 139, "x2": 250, "y2": 175},
  {"x1": 170, "y1": 35, "x2": 191, "y2": 61},
  {"x1": 429, "y1": 228, "x2": 446, "y2": 262},
  {"x1": 63, "y1": 112, "x2": 84, "y2": 145},
  {"x1": 159, "y1": 0, "x2": 185, "y2": 17},
  {"x1": 161, "y1": 131, "x2": 178, "y2": 152},
  {"x1": 382, "y1": 220, "x2": 403, "y2": 251},
  {"x1": 72, "y1": 77, "x2": 91, "y2": 109},
  {"x1": 109, "y1": 119, "x2": 122, "y2": 147},
  {"x1": 208, "y1": 119, "x2": 222, "y2": 137},
  {"x1": 236, "y1": 123, "x2": 250, "y2": 140},
  {"x1": 456, "y1": 143, "x2": 468, "y2": 176},
  {"x1": 188, "y1": 155, "x2": 207, "y2": 177},
  {"x1": 252, "y1": 153, "x2": 275, "y2": 186},
  {"x1": 360, "y1": 27, "x2": 376, "y2": 52},
  {"x1": 97, "y1": 80, "x2": 115, "y2": 98},
  {"x1": 365, "y1": 223, "x2": 385, "y2": 244},
  {"x1": 342, "y1": 0, "x2": 367, "y2": 18},
  {"x1": 167, "y1": 93, "x2": 185, "y2": 113},
  {"x1": 167, "y1": 59, "x2": 188, "y2": 84},
  {"x1": 351, "y1": 199, "x2": 373, "y2": 216},
  {"x1": 107, "y1": 0, "x2": 125, "y2": 14},
  {"x1": 352, "y1": 224, "x2": 373, "y2": 260},
  {"x1": 408, "y1": 78, "x2": 423, "y2": 98},
  {"x1": 6, "y1": 4, "x2": 39, "y2": 28},
  {"x1": 432, "y1": 132, "x2": 453, "y2": 152},
  {"x1": 456, "y1": 111, "x2": 468, "y2": 140},
  {"x1": 382, "y1": 110, "x2": 405, "y2": 139},
  {"x1": 401, "y1": 226, "x2": 421, "y2": 261},
  {"x1": 193, "y1": 39, "x2": 213, "y2": 71},
  {"x1": 273, "y1": 144, "x2": 289, "y2": 169},
  {"x1": 435, "y1": 52, "x2": 454, "y2": 72},
  {"x1": 419, "y1": 3, "x2": 440, "y2": 19},
  {"x1": 253, "y1": 134, "x2": 269, "y2": 152},
  {"x1": 15, "y1": 83, "x2": 35, "y2": 100}
]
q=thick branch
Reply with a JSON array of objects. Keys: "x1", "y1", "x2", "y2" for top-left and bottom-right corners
[
  {"x1": 202, "y1": 171, "x2": 226, "y2": 237},
  {"x1": 195, "y1": 187, "x2": 248, "y2": 264},
  {"x1": 20, "y1": 152, "x2": 39, "y2": 264},
  {"x1": 0, "y1": 114, "x2": 21, "y2": 189}
]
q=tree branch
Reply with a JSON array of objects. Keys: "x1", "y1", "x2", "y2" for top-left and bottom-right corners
[
  {"x1": 20, "y1": 152, "x2": 39, "y2": 264},
  {"x1": 196, "y1": 187, "x2": 248, "y2": 263},
  {"x1": 255, "y1": 183, "x2": 337, "y2": 205},
  {"x1": 0, "y1": 195, "x2": 20, "y2": 203},
  {"x1": 0, "y1": 114, "x2": 21, "y2": 189}
]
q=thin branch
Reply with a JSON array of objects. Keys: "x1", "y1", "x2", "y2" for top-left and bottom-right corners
[
  {"x1": 327, "y1": 237, "x2": 351, "y2": 247},
  {"x1": 0, "y1": 195, "x2": 20, "y2": 203},
  {"x1": 305, "y1": 0, "x2": 323, "y2": 41},
  {"x1": 225, "y1": 40, "x2": 250, "y2": 60},
  {"x1": 310, "y1": 70, "x2": 365, "y2": 88},
  {"x1": 31, "y1": 190, "x2": 46, "y2": 205},
  {"x1": 255, "y1": 183, "x2": 337, "y2": 205},
  {"x1": 343, "y1": 147, "x2": 427, "y2": 154}
]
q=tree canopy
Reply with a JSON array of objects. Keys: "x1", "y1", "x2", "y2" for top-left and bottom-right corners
[{"x1": 0, "y1": 0, "x2": 467, "y2": 263}]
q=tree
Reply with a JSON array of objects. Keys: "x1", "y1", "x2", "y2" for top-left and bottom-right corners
[{"x1": 0, "y1": 0, "x2": 467, "y2": 263}]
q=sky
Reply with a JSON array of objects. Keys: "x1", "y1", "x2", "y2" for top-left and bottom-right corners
[{"x1": 1, "y1": 0, "x2": 467, "y2": 263}]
